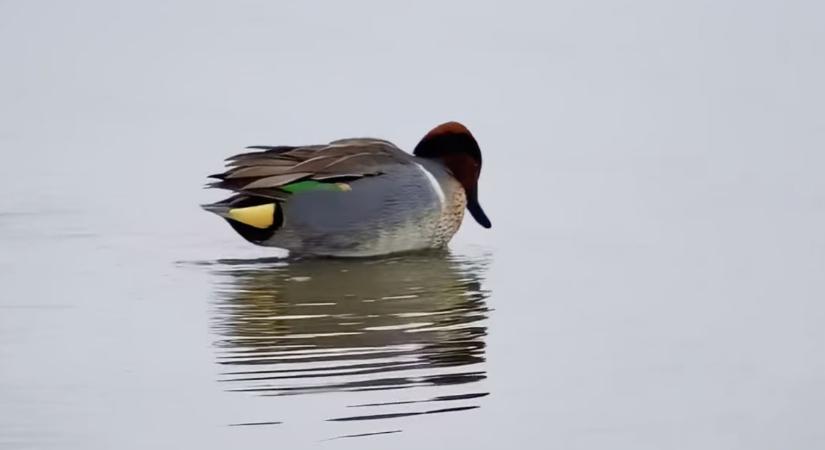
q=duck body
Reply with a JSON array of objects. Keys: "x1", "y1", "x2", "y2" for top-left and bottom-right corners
[
  {"x1": 203, "y1": 122, "x2": 490, "y2": 257},
  {"x1": 256, "y1": 154, "x2": 466, "y2": 257}
]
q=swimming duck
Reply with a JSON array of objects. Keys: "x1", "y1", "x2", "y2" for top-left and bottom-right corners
[{"x1": 202, "y1": 121, "x2": 491, "y2": 257}]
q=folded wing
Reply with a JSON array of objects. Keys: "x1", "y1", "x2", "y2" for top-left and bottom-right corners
[{"x1": 207, "y1": 138, "x2": 411, "y2": 199}]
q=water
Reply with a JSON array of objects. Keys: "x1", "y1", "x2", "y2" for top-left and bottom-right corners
[
  {"x1": 211, "y1": 253, "x2": 491, "y2": 428},
  {"x1": 2, "y1": 1, "x2": 825, "y2": 449}
]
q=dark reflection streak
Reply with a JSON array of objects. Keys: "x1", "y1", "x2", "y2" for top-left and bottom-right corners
[
  {"x1": 217, "y1": 335, "x2": 488, "y2": 355},
  {"x1": 217, "y1": 349, "x2": 415, "y2": 365},
  {"x1": 325, "y1": 430, "x2": 403, "y2": 440},
  {"x1": 258, "y1": 382, "x2": 490, "y2": 397},
  {"x1": 227, "y1": 421, "x2": 282, "y2": 427},
  {"x1": 222, "y1": 360, "x2": 408, "y2": 376},
  {"x1": 221, "y1": 362, "x2": 431, "y2": 382},
  {"x1": 257, "y1": 385, "x2": 420, "y2": 397},
  {"x1": 349, "y1": 392, "x2": 490, "y2": 408},
  {"x1": 221, "y1": 358, "x2": 487, "y2": 383},
  {"x1": 229, "y1": 371, "x2": 486, "y2": 393},
  {"x1": 328, "y1": 406, "x2": 480, "y2": 422}
]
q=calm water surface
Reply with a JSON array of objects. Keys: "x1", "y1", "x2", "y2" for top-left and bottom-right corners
[{"x1": 2, "y1": 1, "x2": 825, "y2": 448}]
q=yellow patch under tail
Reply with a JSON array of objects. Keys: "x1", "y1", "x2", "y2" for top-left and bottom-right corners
[{"x1": 227, "y1": 203, "x2": 276, "y2": 229}]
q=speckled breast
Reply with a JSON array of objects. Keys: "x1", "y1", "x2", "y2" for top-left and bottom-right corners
[{"x1": 430, "y1": 178, "x2": 467, "y2": 247}]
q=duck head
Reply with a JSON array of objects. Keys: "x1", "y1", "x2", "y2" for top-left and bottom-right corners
[{"x1": 414, "y1": 121, "x2": 491, "y2": 228}]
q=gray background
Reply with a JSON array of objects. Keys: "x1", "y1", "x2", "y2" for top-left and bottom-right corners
[{"x1": 1, "y1": 0, "x2": 824, "y2": 449}]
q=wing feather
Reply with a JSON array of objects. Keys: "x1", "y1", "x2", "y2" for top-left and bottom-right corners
[
  {"x1": 241, "y1": 172, "x2": 313, "y2": 190},
  {"x1": 207, "y1": 138, "x2": 410, "y2": 196}
]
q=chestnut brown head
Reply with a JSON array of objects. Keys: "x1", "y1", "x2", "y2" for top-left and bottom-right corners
[{"x1": 414, "y1": 121, "x2": 491, "y2": 228}]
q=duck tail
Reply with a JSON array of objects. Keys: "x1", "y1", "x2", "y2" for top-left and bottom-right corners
[{"x1": 202, "y1": 195, "x2": 284, "y2": 244}]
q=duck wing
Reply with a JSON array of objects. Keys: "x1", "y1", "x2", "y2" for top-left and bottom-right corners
[{"x1": 207, "y1": 138, "x2": 412, "y2": 199}]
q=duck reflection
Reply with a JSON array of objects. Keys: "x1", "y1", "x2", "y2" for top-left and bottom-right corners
[{"x1": 210, "y1": 250, "x2": 491, "y2": 423}]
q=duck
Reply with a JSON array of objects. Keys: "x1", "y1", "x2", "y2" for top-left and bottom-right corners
[{"x1": 202, "y1": 121, "x2": 491, "y2": 257}]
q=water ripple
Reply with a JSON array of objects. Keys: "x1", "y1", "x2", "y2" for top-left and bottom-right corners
[{"x1": 210, "y1": 250, "x2": 492, "y2": 437}]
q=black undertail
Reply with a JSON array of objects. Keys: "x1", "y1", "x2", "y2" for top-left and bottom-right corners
[{"x1": 220, "y1": 194, "x2": 284, "y2": 244}]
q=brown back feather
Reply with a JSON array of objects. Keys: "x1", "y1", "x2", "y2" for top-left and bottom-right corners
[{"x1": 208, "y1": 138, "x2": 411, "y2": 196}]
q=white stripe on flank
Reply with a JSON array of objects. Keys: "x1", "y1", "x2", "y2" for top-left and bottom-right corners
[{"x1": 415, "y1": 163, "x2": 445, "y2": 208}]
